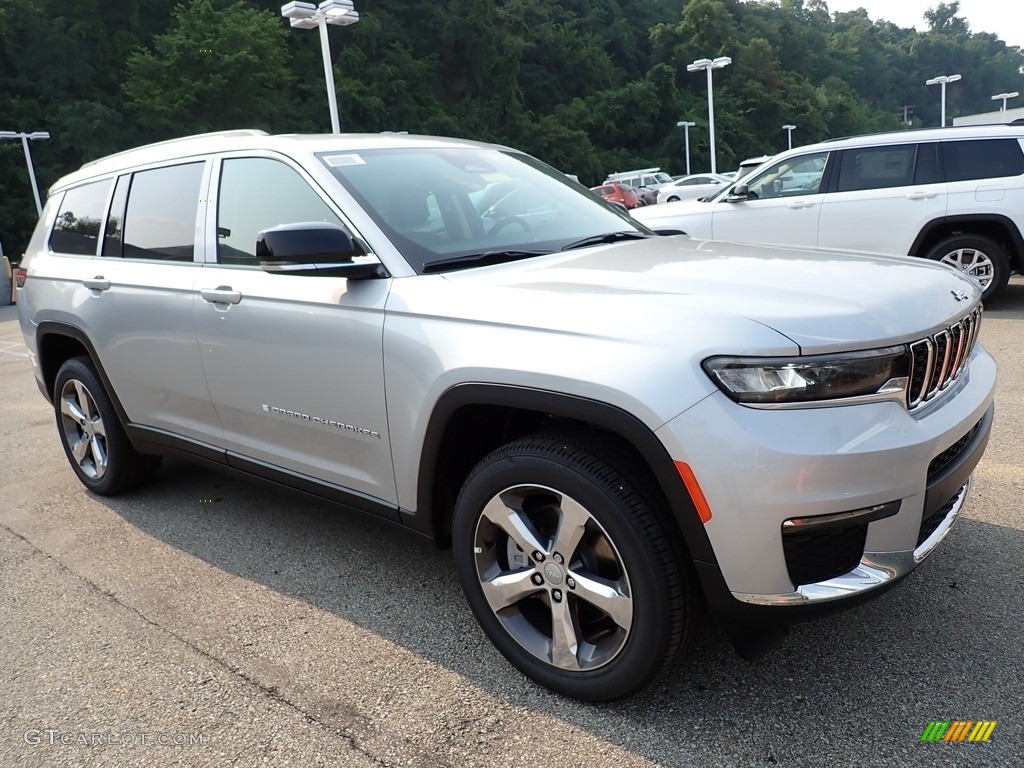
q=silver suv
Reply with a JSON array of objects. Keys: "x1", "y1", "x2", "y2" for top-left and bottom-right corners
[
  {"x1": 17, "y1": 130, "x2": 996, "y2": 701},
  {"x1": 634, "y1": 125, "x2": 1024, "y2": 300}
]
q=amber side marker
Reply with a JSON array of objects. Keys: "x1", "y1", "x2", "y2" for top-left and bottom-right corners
[{"x1": 674, "y1": 461, "x2": 712, "y2": 524}]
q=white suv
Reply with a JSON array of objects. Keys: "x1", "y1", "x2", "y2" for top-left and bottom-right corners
[
  {"x1": 633, "y1": 125, "x2": 1024, "y2": 300},
  {"x1": 17, "y1": 130, "x2": 996, "y2": 701}
]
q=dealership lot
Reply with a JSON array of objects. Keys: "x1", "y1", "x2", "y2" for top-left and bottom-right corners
[{"x1": 1, "y1": 279, "x2": 1022, "y2": 766}]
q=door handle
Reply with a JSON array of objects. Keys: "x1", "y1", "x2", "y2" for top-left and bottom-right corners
[
  {"x1": 906, "y1": 191, "x2": 938, "y2": 200},
  {"x1": 83, "y1": 276, "x2": 110, "y2": 291},
  {"x1": 786, "y1": 200, "x2": 814, "y2": 209},
  {"x1": 200, "y1": 286, "x2": 242, "y2": 305}
]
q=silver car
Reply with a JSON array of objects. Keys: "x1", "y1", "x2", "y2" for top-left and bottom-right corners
[{"x1": 17, "y1": 130, "x2": 996, "y2": 701}]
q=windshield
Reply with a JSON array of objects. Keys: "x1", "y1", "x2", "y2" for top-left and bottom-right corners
[{"x1": 319, "y1": 147, "x2": 646, "y2": 273}]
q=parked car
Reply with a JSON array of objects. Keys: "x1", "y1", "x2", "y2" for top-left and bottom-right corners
[
  {"x1": 656, "y1": 173, "x2": 732, "y2": 204},
  {"x1": 605, "y1": 167, "x2": 673, "y2": 206},
  {"x1": 590, "y1": 182, "x2": 641, "y2": 209},
  {"x1": 634, "y1": 125, "x2": 1024, "y2": 300},
  {"x1": 18, "y1": 130, "x2": 995, "y2": 701}
]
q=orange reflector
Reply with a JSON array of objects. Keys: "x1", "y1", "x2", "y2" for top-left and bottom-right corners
[{"x1": 674, "y1": 461, "x2": 713, "y2": 524}]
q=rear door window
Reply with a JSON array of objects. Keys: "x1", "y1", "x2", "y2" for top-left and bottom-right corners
[
  {"x1": 49, "y1": 180, "x2": 112, "y2": 256},
  {"x1": 122, "y1": 162, "x2": 204, "y2": 261},
  {"x1": 836, "y1": 144, "x2": 916, "y2": 192},
  {"x1": 942, "y1": 139, "x2": 1024, "y2": 182}
]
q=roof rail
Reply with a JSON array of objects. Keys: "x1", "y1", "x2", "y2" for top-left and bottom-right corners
[
  {"x1": 82, "y1": 129, "x2": 269, "y2": 168},
  {"x1": 607, "y1": 167, "x2": 662, "y2": 176}
]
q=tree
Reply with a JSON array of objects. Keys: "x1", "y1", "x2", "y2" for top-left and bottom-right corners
[{"x1": 123, "y1": 0, "x2": 295, "y2": 136}]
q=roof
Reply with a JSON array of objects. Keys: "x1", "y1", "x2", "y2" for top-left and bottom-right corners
[{"x1": 53, "y1": 130, "x2": 502, "y2": 191}]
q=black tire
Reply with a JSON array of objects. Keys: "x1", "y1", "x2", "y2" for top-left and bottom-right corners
[
  {"x1": 666, "y1": 195, "x2": 680, "y2": 203},
  {"x1": 53, "y1": 356, "x2": 161, "y2": 495},
  {"x1": 924, "y1": 234, "x2": 1010, "y2": 301},
  {"x1": 452, "y1": 432, "x2": 696, "y2": 701}
]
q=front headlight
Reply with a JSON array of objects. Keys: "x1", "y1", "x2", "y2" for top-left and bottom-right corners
[{"x1": 702, "y1": 347, "x2": 909, "y2": 407}]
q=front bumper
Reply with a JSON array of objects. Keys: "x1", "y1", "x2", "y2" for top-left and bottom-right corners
[{"x1": 656, "y1": 345, "x2": 996, "y2": 624}]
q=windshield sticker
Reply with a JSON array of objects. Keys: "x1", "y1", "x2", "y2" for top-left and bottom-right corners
[{"x1": 323, "y1": 154, "x2": 367, "y2": 167}]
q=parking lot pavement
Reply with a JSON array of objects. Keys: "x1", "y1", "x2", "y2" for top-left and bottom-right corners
[{"x1": 1, "y1": 283, "x2": 1022, "y2": 768}]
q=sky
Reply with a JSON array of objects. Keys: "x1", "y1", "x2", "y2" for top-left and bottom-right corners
[{"x1": 822, "y1": 0, "x2": 1024, "y2": 49}]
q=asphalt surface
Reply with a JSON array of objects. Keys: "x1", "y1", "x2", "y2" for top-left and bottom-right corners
[{"x1": 1, "y1": 280, "x2": 1022, "y2": 768}]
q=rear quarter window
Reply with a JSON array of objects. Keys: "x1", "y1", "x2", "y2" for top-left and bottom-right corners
[
  {"x1": 49, "y1": 180, "x2": 112, "y2": 256},
  {"x1": 942, "y1": 139, "x2": 1024, "y2": 182}
]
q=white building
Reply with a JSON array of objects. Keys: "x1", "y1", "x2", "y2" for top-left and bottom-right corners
[{"x1": 952, "y1": 107, "x2": 1024, "y2": 126}]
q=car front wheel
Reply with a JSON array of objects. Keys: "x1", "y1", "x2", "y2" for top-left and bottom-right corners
[{"x1": 452, "y1": 432, "x2": 696, "y2": 701}]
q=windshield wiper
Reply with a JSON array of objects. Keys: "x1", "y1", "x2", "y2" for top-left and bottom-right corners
[
  {"x1": 559, "y1": 231, "x2": 654, "y2": 251},
  {"x1": 422, "y1": 250, "x2": 549, "y2": 274}
]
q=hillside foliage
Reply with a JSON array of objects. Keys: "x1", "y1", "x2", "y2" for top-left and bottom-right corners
[{"x1": 1, "y1": 0, "x2": 1021, "y2": 253}]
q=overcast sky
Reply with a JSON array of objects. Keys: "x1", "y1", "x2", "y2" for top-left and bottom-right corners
[{"x1": 822, "y1": 0, "x2": 1024, "y2": 49}]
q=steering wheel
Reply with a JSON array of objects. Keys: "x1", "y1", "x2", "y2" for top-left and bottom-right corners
[{"x1": 488, "y1": 216, "x2": 531, "y2": 236}]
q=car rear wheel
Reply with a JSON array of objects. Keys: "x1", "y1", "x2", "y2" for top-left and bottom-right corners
[
  {"x1": 666, "y1": 195, "x2": 680, "y2": 203},
  {"x1": 452, "y1": 432, "x2": 696, "y2": 701},
  {"x1": 925, "y1": 234, "x2": 1010, "y2": 301},
  {"x1": 54, "y1": 356, "x2": 161, "y2": 495}
]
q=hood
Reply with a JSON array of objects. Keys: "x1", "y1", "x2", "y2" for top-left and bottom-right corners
[{"x1": 434, "y1": 236, "x2": 981, "y2": 353}]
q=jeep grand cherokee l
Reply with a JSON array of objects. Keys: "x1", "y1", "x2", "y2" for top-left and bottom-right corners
[
  {"x1": 17, "y1": 130, "x2": 996, "y2": 701},
  {"x1": 633, "y1": 125, "x2": 1024, "y2": 301}
]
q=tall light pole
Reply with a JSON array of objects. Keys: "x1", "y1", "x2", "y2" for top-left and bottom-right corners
[
  {"x1": 676, "y1": 120, "x2": 695, "y2": 175},
  {"x1": 992, "y1": 91, "x2": 1019, "y2": 111},
  {"x1": 687, "y1": 57, "x2": 731, "y2": 174},
  {"x1": 782, "y1": 124, "x2": 796, "y2": 150},
  {"x1": 281, "y1": 1, "x2": 360, "y2": 134},
  {"x1": 0, "y1": 130, "x2": 50, "y2": 216},
  {"x1": 925, "y1": 74, "x2": 961, "y2": 127}
]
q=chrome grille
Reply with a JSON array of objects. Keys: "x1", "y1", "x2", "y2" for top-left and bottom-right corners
[{"x1": 907, "y1": 307, "x2": 982, "y2": 409}]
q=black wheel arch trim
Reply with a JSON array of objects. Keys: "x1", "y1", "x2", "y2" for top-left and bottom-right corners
[
  {"x1": 909, "y1": 214, "x2": 1024, "y2": 266},
  {"x1": 412, "y1": 382, "x2": 718, "y2": 565},
  {"x1": 35, "y1": 321, "x2": 131, "y2": 422}
]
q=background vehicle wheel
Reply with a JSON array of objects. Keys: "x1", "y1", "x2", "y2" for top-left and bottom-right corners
[
  {"x1": 452, "y1": 432, "x2": 697, "y2": 701},
  {"x1": 54, "y1": 356, "x2": 161, "y2": 496},
  {"x1": 666, "y1": 195, "x2": 680, "y2": 203},
  {"x1": 925, "y1": 234, "x2": 1010, "y2": 301}
]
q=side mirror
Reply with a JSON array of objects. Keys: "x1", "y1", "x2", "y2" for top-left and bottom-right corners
[
  {"x1": 725, "y1": 184, "x2": 750, "y2": 202},
  {"x1": 256, "y1": 222, "x2": 383, "y2": 278}
]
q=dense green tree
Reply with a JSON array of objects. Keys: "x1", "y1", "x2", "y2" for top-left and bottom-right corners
[{"x1": 123, "y1": 0, "x2": 295, "y2": 135}]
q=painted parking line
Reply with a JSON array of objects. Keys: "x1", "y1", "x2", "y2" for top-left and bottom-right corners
[{"x1": 0, "y1": 341, "x2": 28, "y2": 357}]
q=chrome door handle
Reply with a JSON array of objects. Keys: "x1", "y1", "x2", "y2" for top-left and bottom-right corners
[
  {"x1": 200, "y1": 286, "x2": 242, "y2": 305},
  {"x1": 786, "y1": 200, "x2": 814, "y2": 209},
  {"x1": 906, "y1": 191, "x2": 937, "y2": 200},
  {"x1": 83, "y1": 276, "x2": 110, "y2": 290}
]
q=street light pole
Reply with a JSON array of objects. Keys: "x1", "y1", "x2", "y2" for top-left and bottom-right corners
[
  {"x1": 925, "y1": 74, "x2": 961, "y2": 127},
  {"x1": 676, "y1": 120, "x2": 695, "y2": 175},
  {"x1": 0, "y1": 130, "x2": 50, "y2": 215},
  {"x1": 281, "y1": 1, "x2": 360, "y2": 134},
  {"x1": 992, "y1": 91, "x2": 1019, "y2": 112},
  {"x1": 687, "y1": 57, "x2": 731, "y2": 174},
  {"x1": 782, "y1": 124, "x2": 796, "y2": 150}
]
